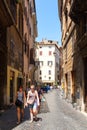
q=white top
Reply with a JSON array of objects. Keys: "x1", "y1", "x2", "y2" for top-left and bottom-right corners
[
  {"x1": 27, "y1": 90, "x2": 40, "y2": 106},
  {"x1": 17, "y1": 92, "x2": 24, "y2": 103}
]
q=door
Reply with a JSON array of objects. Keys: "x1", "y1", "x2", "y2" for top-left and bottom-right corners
[
  {"x1": 84, "y1": 57, "x2": 87, "y2": 111},
  {"x1": 84, "y1": 57, "x2": 87, "y2": 102},
  {"x1": 10, "y1": 78, "x2": 14, "y2": 103}
]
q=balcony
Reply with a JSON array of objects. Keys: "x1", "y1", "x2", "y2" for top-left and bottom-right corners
[{"x1": 69, "y1": 0, "x2": 87, "y2": 23}]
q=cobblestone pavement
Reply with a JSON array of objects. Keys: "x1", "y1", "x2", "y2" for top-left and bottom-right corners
[{"x1": 0, "y1": 89, "x2": 87, "y2": 130}]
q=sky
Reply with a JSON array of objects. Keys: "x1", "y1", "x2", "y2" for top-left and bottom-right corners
[{"x1": 35, "y1": 0, "x2": 62, "y2": 45}]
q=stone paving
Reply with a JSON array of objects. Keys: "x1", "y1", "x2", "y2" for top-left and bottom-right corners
[{"x1": 0, "y1": 89, "x2": 87, "y2": 130}]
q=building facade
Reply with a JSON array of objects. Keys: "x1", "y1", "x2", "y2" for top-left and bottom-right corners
[
  {"x1": 23, "y1": 0, "x2": 38, "y2": 88},
  {"x1": 58, "y1": 0, "x2": 87, "y2": 112},
  {"x1": 28, "y1": 0, "x2": 38, "y2": 85},
  {"x1": 58, "y1": 0, "x2": 75, "y2": 102},
  {"x1": 0, "y1": 0, "x2": 38, "y2": 107},
  {"x1": 35, "y1": 39, "x2": 60, "y2": 86}
]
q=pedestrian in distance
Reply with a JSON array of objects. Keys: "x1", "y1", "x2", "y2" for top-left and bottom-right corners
[
  {"x1": 37, "y1": 85, "x2": 43, "y2": 112},
  {"x1": 26, "y1": 85, "x2": 40, "y2": 123},
  {"x1": 15, "y1": 86, "x2": 26, "y2": 125}
]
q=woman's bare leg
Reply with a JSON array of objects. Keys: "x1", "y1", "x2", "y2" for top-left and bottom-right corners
[{"x1": 17, "y1": 107, "x2": 21, "y2": 123}]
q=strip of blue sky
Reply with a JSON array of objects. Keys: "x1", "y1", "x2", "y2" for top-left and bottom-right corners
[{"x1": 35, "y1": 0, "x2": 61, "y2": 45}]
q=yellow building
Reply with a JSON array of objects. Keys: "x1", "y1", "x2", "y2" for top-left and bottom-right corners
[{"x1": 0, "y1": 0, "x2": 38, "y2": 107}]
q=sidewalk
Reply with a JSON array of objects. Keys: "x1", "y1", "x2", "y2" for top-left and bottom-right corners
[
  {"x1": 0, "y1": 95, "x2": 49, "y2": 130},
  {"x1": 1, "y1": 90, "x2": 87, "y2": 130},
  {"x1": 0, "y1": 106, "x2": 17, "y2": 130},
  {"x1": 59, "y1": 88, "x2": 87, "y2": 117}
]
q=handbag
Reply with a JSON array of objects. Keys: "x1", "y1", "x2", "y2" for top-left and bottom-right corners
[{"x1": 15, "y1": 99, "x2": 23, "y2": 107}]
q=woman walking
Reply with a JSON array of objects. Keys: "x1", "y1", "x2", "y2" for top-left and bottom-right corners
[
  {"x1": 27, "y1": 85, "x2": 40, "y2": 123},
  {"x1": 15, "y1": 86, "x2": 26, "y2": 124}
]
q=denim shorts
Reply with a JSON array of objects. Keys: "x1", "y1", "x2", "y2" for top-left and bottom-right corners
[{"x1": 28, "y1": 104, "x2": 34, "y2": 109}]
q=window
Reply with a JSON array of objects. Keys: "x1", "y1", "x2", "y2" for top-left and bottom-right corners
[
  {"x1": 65, "y1": 7, "x2": 68, "y2": 22},
  {"x1": 27, "y1": 44, "x2": 29, "y2": 57},
  {"x1": 40, "y1": 51, "x2": 42, "y2": 55},
  {"x1": 49, "y1": 51, "x2": 52, "y2": 56},
  {"x1": 49, "y1": 46, "x2": 51, "y2": 48},
  {"x1": 30, "y1": 2, "x2": 32, "y2": 17},
  {"x1": 39, "y1": 77, "x2": 42, "y2": 80},
  {"x1": 49, "y1": 77, "x2": 51, "y2": 80},
  {"x1": 19, "y1": 52, "x2": 22, "y2": 66},
  {"x1": 83, "y1": 16, "x2": 87, "y2": 34},
  {"x1": 48, "y1": 61, "x2": 53, "y2": 66},
  {"x1": 10, "y1": 40, "x2": 15, "y2": 51},
  {"x1": 24, "y1": 33, "x2": 27, "y2": 53},
  {"x1": 40, "y1": 70, "x2": 42, "y2": 75},
  {"x1": 39, "y1": 61, "x2": 43, "y2": 66},
  {"x1": 24, "y1": 43, "x2": 26, "y2": 53},
  {"x1": 56, "y1": 63, "x2": 58, "y2": 67},
  {"x1": 29, "y1": 26, "x2": 31, "y2": 35},
  {"x1": 10, "y1": 40, "x2": 15, "y2": 57},
  {"x1": 48, "y1": 70, "x2": 51, "y2": 75}
]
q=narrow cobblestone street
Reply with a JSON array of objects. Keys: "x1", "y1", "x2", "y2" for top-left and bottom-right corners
[{"x1": 0, "y1": 89, "x2": 87, "y2": 130}]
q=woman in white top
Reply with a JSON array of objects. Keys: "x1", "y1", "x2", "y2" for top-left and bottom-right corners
[{"x1": 27, "y1": 85, "x2": 40, "y2": 123}]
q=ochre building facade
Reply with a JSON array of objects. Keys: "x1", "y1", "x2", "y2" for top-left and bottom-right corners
[
  {"x1": 0, "y1": 0, "x2": 38, "y2": 108},
  {"x1": 58, "y1": 0, "x2": 87, "y2": 112}
]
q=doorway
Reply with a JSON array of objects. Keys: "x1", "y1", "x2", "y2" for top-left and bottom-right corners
[
  {"x1": 65, "y1": 74, "x2": 68, "y2": 98},
  {"x1": 10, "y1": 71, "x2": 15, "y2": 103},
  {"x1": 84, "y1": 57, "x2": 87, "y2": 111},
  {"x1": 84, "y1": 57, "x2": 87, "y2": 102},
  {"x1": 71, "y1": 71, "x2": 75, "y2": 102}
]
